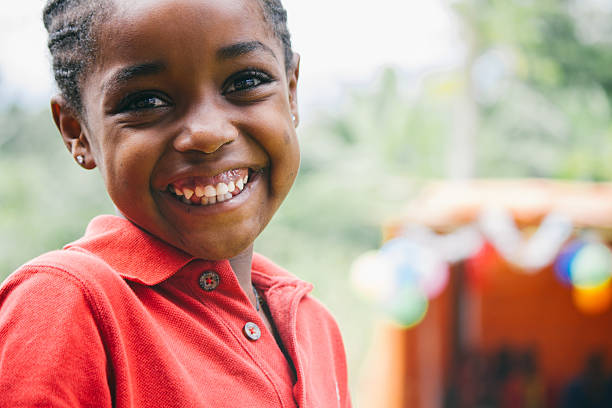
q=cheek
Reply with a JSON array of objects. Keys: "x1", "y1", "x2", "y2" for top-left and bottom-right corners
[
  {"x1": 101, "y1": 137, "x2": 157, "y2": 199},
  {"x1": 270, "y1": 128, "x2": 300, "y2": 197}
]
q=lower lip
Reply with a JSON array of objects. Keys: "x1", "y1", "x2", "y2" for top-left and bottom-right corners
[{"x1": 159, "y1": 172, "x2": 261, "y2": 216}]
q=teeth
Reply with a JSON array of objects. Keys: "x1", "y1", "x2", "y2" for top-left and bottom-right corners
[
  {"x1": 204, "y1": 185, "x2": 217, "y2": 197},
  {"x1": 171, "y1": 172, "x2": 249, "y2": 206},
  {"x1": 216, "y1": 183, "x2": 229, "y2": 195},
  {"x1": 183, "y1": 188, "x2": 194, "y2": 200},
  {"x1": 195, "y1": 186, "x2": 205, "y2": 198}
]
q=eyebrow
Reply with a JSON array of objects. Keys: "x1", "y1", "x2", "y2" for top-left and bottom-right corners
[
  {"x1": 102, "y1": 61, "x2": 166, "y2": 93},
  {"x1": 216, "y1": 41, "x2": 278, "y2": 61}
]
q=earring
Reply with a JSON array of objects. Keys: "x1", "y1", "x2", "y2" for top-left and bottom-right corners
[{"x1": 76, "y1": 155, "x2": 85, "y2": 165}]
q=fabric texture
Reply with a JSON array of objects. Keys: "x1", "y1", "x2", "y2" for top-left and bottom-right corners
[{"x1": 0, "y1": 215, "x2": 351, "y2": 407}]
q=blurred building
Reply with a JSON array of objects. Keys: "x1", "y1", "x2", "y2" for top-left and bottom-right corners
[{"x1": 357, "y1": 179, "x2": 612, "y2": 408}]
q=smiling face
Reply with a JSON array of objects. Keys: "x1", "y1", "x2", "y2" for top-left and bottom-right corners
[{"x1": 63, "y1": 0, "x2": 300, "y2": 260}]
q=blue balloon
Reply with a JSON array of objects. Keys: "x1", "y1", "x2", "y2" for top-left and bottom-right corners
[
  {"x1": 554, "y1": 240, "x2": 585, "y2": 286},
  {"x1": 379, "y1": 238, "x2": 421, "y2": 289}
]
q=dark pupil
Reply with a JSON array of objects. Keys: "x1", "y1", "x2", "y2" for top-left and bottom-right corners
[
  {"x1": 236, "y1": 78, "x2": 258, "y2": 90},
  {"x1": 137, "y1": 98, "x2": 156, "y2": 108}
]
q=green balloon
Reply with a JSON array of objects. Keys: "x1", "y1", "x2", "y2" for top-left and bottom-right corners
[
  {"x1": 381, "y1": 286, "x2": 429, "y2": 328},
  {"x1": 571, "y1": 243, "x2": 612, "y2": 288}
]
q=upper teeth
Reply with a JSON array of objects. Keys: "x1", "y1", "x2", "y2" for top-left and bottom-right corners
[{"x1": 169, "y1": 175, "x2": 249, "y2": 206}]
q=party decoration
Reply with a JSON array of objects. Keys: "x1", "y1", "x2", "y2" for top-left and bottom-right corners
[
  {"x1": 350, "y1": 237, "x2": 447, "y2": 327},
  {"x1": 378, "y1": 237, "x2": 450, "y2": 299},
  {"x1": 465, "y1": 241, "x2": 501, "y2": 291},
  {"x1": 381, "y1": 286, "x2": 429, "y2": 329},
  {"x1": 570, "y1": 242, "x2": 612, "y2": 289},
  {"x1": 350, "y1": 205, "x2": 612, "y2": 325},
  {"x1": 350, "y1": 251, "x2": 395, "y2": 303},
  {"x1": 554, "y1": 240, "x2": 586, "y2": 286},
  {"x1": 400, "y1": 224, "x2": 484, "y2": 263},
  {"x1": 479, "y1": 209, "x2": 573, "y2": 272},
  {"x1": 519, "y1": 212, "x2": 574, "y2": 272},
  {"x1": 572, "y1": 282, "x2": 612, "y2": 315}
]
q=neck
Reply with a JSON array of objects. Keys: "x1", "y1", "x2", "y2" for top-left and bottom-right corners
[{"x1": 229, "y1": 244, "x2": 255, "y2": 295}]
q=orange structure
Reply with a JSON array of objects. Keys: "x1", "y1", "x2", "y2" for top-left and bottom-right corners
[{"x1": 358, "y1": 179, "x2": 612, "y2": 407}]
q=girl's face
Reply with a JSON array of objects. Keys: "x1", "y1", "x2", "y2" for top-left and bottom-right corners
[{"x1": 73, "y1": 0, "x2": 300, "y2": 260}]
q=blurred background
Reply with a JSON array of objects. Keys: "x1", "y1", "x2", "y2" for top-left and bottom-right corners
[{"x1": 3, "y1": 0, "x2": 612, "y2": 407}]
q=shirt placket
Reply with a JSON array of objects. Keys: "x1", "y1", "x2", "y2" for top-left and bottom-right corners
[{"x1": 181, "y1": 260, "x2": 298, "y2": 407}]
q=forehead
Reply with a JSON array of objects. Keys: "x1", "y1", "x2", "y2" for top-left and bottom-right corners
[{"x1": 94, "y1": 0, "x2": 276, "y2": 67}]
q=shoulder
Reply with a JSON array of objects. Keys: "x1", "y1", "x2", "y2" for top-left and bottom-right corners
[
  {"x1": 0, "y1": 253, "x2": 113, "y2": 407},
  {"x1": 1, "y1": 247, "x2": 127, "y2": 320},
  {"x1": 8, "y1": 247, "x2": 124, "y2": 289}
]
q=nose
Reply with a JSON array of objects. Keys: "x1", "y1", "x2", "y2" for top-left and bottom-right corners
[{"x1": 172, "y1": 101, "x2": 236, "y2": 154}]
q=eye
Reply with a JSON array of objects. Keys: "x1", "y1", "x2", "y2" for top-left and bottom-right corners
[
  {"x1": 224, "y1": 70, "x2": 274, "y2": 94},
  {"x1": 119, "y1": 93, "x2": 170, "y2": 112}
]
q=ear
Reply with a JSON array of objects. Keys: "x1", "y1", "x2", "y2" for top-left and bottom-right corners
[
  {"x1": 287, "y1": 53, "x2": 300, "y2": 128},
  {"x1": 50, "y1": 95, "x2": 97, "y2": 170}
]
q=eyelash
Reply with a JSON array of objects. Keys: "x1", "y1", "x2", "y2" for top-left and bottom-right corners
[
  {"x1": 224, "y1": 70, "x2": 274, "y2": 94},
  {"x1": 119, "y1": 93, "x2": 170, "y2": 113},
  {"x1": 115, "y1": 69, "x2": 274, "y2": 113}
]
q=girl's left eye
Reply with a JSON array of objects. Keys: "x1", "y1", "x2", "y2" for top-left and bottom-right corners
[{"x1": 224, "y1": 70, "x2": 273, "y2": 94}]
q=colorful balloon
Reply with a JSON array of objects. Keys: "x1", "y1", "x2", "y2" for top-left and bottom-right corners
[
  {"x1": 350, "y1": 251, "x2": 395, "y2": 303},
  {"x1": 381, "y1": 286, "x2": 429, "y2": 328},
  {"x1": 379, "y1": 238, "x2": 450, "y2": 299},
  {"x1": 554, "y1": 240, "x2": 585, "y2": 286},
  {"x1": 572, "y1": 282, "x2": 612, "y2": 315},
  {"x1": 465, "y1": 242, "x2": 500, "y2": 291},
  {"x1": 570, "y1": 243, "x2": 612, "y2": 289}
]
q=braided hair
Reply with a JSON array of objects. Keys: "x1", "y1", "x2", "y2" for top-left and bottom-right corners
[{"x1": 43, "y1": 0, "x2": 294, "y2": 115}]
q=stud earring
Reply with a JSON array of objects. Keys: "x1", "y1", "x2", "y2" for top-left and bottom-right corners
[{"x1": 76, "y1": 155, "x2": 85, "y2": 165}]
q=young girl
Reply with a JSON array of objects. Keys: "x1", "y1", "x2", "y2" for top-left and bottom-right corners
[{"x1": 0, "y1": 0, "x2": 351, "y2": 406}]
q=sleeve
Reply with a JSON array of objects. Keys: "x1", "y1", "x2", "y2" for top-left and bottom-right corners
[{"x1": 0, "y1": 268, "x2": 112, "y2": 407}]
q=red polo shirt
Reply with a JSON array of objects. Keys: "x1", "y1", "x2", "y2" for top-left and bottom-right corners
[{"x1": 0, "y1": 215, "x2": 351, "y2": 407}]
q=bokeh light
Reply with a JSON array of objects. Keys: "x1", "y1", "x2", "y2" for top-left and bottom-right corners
[
  {"x1": 379, "y1": 238, "x2": 450, "y2": 299},
  {"x1": 570, "y1": 242, "x2": 612, "y2": 289},
  {"x1": 554, "y1": 240, "x2": 586, "y2": 286},
  {"x1": 572, "y1": 282, "x2": 612, "y2": 315},
  {"x1": 381, "y1": 286, "x2": 429, "y2": 329}
]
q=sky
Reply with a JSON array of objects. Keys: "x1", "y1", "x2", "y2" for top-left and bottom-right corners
[{"x1": 0, "y1": 0, "x2": 462, "y2": 117}]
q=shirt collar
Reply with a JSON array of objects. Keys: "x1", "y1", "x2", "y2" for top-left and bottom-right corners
[
  {"x1": 64, "y1": 215, "x2": 195, "y2": 286},
  {"x1": 251, "y1": 253, "x2": 313, "y2": 293},
  {"x1": 64, "y1": 215, "x2": 312, "y2": 292}
]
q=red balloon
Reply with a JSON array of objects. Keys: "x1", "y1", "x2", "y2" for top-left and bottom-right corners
[{"x1": 465, "y1": 241, "x2": 501, "y2": 291}]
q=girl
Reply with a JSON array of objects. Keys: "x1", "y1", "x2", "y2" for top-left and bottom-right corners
[{"x1": 0, "y1": 0, "x2": 351, "y2": 406}]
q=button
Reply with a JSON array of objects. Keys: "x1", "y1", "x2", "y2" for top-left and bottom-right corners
[
  {"x1": 199, "y1": 271, "x2": 220, "y2": 291},
  {"x1": 243, "y1": 322, "x2": 261, "y2": 341}
]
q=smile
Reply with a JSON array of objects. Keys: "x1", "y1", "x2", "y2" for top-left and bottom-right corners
[{"x1": 167, "y1": 168, "x2": 251, "y2": 206}]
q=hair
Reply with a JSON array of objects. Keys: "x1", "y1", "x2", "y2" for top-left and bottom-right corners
[{"x1": 43, "y1": 0, "x2": 294, "y2": 114}]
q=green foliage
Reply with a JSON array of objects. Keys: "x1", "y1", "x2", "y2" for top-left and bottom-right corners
[
  {"x1": 452, "y1": 0, "x2": 612, "y2": 179},
  {"x1": 0, "y1": 107, "x2": 114, "y2": 276}
]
